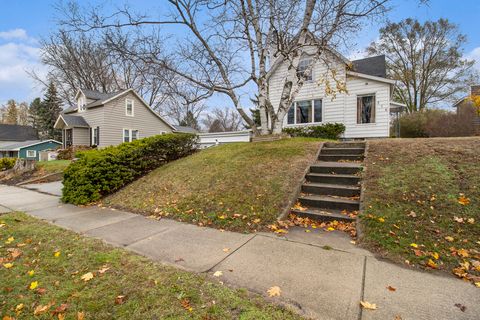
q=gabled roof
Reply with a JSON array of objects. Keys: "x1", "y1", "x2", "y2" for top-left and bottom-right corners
[
  {"x1": 0, "y1": 124, "x2": 38, "y2": 141},
  {"x1": 54, "y1": 114, "x2": 90, "y2": 129},
  {"x1": 351, "y1": 55, "x2": 386, "y2": 78},
  {"x1": 0, "y1": 139, "x2": 61, "y2": 151}
]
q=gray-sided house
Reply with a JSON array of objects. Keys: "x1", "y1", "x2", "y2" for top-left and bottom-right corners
[
  {"x1": 54, "y1": 88, "x2": 176, "y2": 148},
  {"x1": 0, "y1": 124, "x2": 61, "y2": 160}
]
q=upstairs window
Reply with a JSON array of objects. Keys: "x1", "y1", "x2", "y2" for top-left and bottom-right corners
[
  {"x1": 297, "y1": 57, "x2": 313, "y2": 81},
  {"x1": 78, "y1": 96, "x2": 86, "y2": 112},
  {"x1": 357, "y1": 94, "x2": 376, "y2": 124},
  {"x1": 126, "y1": 99, "x2": 134, "y2": 116},
  {"x1": 287, "y1": 99, "x2": 322, "y2": 125}
]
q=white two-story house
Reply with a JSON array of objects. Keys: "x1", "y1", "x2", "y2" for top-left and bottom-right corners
[
  {"x1": 54, "y1": 88, "x2": 176, "y2": 148},
  {"x1": 268, "y1": 46, "x2": 403, "y2": 138}
]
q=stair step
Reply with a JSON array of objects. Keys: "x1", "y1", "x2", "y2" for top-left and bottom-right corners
[
  {"x1": 302, "y1": 182, "x2": 360, "y2": 197},
  {"x1": 306, "y1": 173, "x2": 360, "y2": 185},
  {"x1": 310, "y1": 162, "x2": 362, "y2": 174},
  {"x1": 298, "y1": 195, "x2": 360, "y2": 211},
  {"x1": 318, "y1": 154, "x2": 364, "y2": 162},
  {"x1": 291, "y1": 208, "x2": 356, "y2": 223},
  {"x1": 324, "y1": 142, "x2": 365, "y2": 148},
  {"x1": 321, "y1": 147, "x2": 365, "y2": 155}
]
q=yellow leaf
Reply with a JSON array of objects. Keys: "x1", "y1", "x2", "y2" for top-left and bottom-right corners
[
  {"x1": 213, "y1": 271, "x2": 223, "y2": 277},
  {"x1": 457, "y1": 249, "x2": 469, "y2": 258},
  {"x1": 360, "y1": 301, "x2": 377, "y2": 310},
  {"x1": 378, "y1": 217, "x2": 385, "y2": 223},
  {"x1": 222, "y1": 248, "x2": 230, "y2": 253},
  {"x1": 427, "y1": 259, "x2": 437, "y2": 269},
  {"x1": 3, "y1": 316, "x2": 15, "y2": 320},
  {"x1": 5, "y1": 236, "x2": 14, "y2": 244},
  {"x1": 3, "y1": 263, "x2": 13, "y2": 269},
  {"x1": 218, "y1": 215, "x2": 226, "y2": 220},
  {"x1": 54, "y1": 251, "x2": 61, "y2": 257},
  {"x1": 410, "y1": 243, "x2": 418, "y2": 248},
  {"x1": 29, "y1": 281, "x2": 38, "y2": 290},
  {"x1": 431, "y1": 252, "x2": 440, "y2": 260},
  {"x1": 475, "y1": 282, "x2": 480, "y2": 288},
  {"x1": 445, "y1": 236, "x2": 454, "y2": 242},
  {"x1": 458, "y1": 195, "x2": 470, "y2": 205},
  {"x1": 28, "y1": 270, "x2": 35, "y2": 277},
  {"x1": 304, "y1": 229, "x2": 311, "y2": 233},
  {"x1": 15, "y1": 303, "x2": 24, "y2": 312},
  {"x1": 326, "y1": 227, "x2": 335, "y2": 231},
  {"x1": 81, "y1": 272, "x2": 94, "y2": 282},
  {"x1": 267, "y1": 286, "x2": 281, "y2": 297},
  {"x1": 253, "y1": 218, "x2": 261, "y2": 224},
  {"x1": 58, "y1": 314, "x2": 66, "y2": 320},
  {"x1": 77, "y1": 311, "x2": 85, "y2": 320}
]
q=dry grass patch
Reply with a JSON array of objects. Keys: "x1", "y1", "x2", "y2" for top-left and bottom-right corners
[
  {"x1": 361, "y1": 137, "x2": 480, "y2": 285},
  {"x1": 104, "y1": 138, "x2": 323, "y2": 232}
]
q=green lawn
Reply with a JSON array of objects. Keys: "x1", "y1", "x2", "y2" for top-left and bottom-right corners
[
  {"x1": 360, "y1": 137, "x2": 480, "y2": 285},
  {"x1": 0, "y1": 212, "x2": 302, "y2": 319},
  {"x1": 104, "y1": 138, "x2": 323, "y2": 232},
  {"x1": 36, "y1": 160, "x2": 71, "y2": 174}
]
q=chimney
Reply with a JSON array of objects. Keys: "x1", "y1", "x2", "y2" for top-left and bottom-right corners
[{"x1": 471, "y1": 85, "x2": 480, "y2": 96}]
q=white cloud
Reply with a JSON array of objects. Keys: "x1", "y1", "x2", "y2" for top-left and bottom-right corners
[
  {"x1": 0, "y1": 30, "x2": 46, "y2": 104},
  {"x1": 467, "y1": 47, "x2": 480, "y2": 71}
]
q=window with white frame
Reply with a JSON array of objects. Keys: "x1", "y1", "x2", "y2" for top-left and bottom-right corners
[
  {"x1": 78, "y1": 96, "x2": 86, "y2": 112},
  {"x1": 287, "y1": 99, "x2": 322, "y2": 125},
  {"x1": 357, "y1": 94, "x2": 376, "y2": 124},
  {"x1": 125, "y1": 99, "x2": 134, "y2": 116},
  {"x1": 297, "y1": 57, "x2": 313, "y2": 81},
  {"x1": 123, "y1": 129, "x2": 139, "y2": 143},
  {"x1": 26, "y1": 150, "x2": 36, "y2": 158},
  {"x1": 92, "y1": 127, "x2": 99, "y2": 146}
]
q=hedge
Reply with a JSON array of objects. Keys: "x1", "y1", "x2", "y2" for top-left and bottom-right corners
[
  {"x1": 0, "y1": 158, "x2": 16, "y2": 171},
  {"x1": 62, "y1": 133, "x2": 197, "y2": 205},
  {"x1": 283, "y1": 123, "x2": 345, "y2": 139}
]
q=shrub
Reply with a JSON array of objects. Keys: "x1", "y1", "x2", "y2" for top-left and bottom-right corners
[
  {"x1": 62, "y1": 133, "x2": 197, "y2": 205},
  {"x1": 396, "y1": 108, "x2": 476, "y2": 138},
  {"x1": 57, "y1": 145, "x2": 94, "y2": 160},
  {"x1": 283, "y1": 123, "x2": 345, "y2": 140},
  {"x1": 0, "y1": 158, "x2": 16, "y2": 171}
]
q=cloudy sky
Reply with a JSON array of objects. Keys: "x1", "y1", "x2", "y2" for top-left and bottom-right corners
[{"x1": 1, "y1": 0, "x2": 479, "y2": 107}]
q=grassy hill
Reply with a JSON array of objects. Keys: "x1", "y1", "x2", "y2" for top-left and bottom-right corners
[
  {"x1": 104, "y1": 138, "x2": 322, "y2": 232},
  {"x1": 360, "y1": 137, "x2": 480, "y2": 284}
]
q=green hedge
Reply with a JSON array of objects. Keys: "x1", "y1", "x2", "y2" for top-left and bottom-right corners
[
  {"x1": 283, "y1": 123, "x2": 345, "y2": 139},
  {"x1": 62, "y1": 133, "x2": 197, "y2": 205},
  {"x1": 0, "y1": 158, "x2": 16, "y2": 171}
]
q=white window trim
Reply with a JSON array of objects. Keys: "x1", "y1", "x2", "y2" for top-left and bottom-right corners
[
  {"x1": 26, "y1": 150, "x2": 37, "y2": 158},
  {"x1": 356, "y1": 93, "x2": 376, "y2": 125},
  {"x1": 92, "y1": 127, "x2": 98, "y2": 146},
  {"x1": 287, "y1": 99, "x2": 324, "y2": 125},
  {"x1": 125, "y1": 99, "x2": 134, "y2": 117},
  {"x1": 123, "y1": 129, "x2": 139, "y2": 142},
  {"x1": 297, "y1": 57, "x2": 315, "y2": 83}
]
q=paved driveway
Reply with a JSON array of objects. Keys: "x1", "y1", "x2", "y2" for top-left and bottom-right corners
[{"x1": 22, "y1": 181, "x2": 63, "y2": 196}]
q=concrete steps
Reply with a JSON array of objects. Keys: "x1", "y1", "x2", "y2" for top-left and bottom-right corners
[{"x1": 290, "y1": 141, "x2": 366, "y2": 224}]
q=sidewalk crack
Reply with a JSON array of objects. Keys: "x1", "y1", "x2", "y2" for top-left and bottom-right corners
[
  {"x1": 205, "y1": 234, "x2": 257, "y2": 273},
  {"x1": 358, "y1": 256, "x2": 367, "y2": 320}
]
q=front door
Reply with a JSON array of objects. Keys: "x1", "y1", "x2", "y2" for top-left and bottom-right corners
[{"x1": 65, "y1": 129, "x2": 73, "y2": 147}]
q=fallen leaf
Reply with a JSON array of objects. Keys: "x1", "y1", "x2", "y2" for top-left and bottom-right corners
[
  {"x1": 54, "y1": 251, "x2": 61, "y2": 258},
  {"x1": 3, "y1": 263, "x2": 13, "y2": 269},
  {"x1": 386, "y1": 286, "x2": 396, "y2": 292},
  {"x1": 115, "y1": 295, "x2": 126, "y2": 305},
  {"x1": 36, "y1": 288, "x2": 47, "y2": 295},
  {"x1": 81, "y1": 272, "x2": 94, "y2": 282},
  {"x1": 445, "y1": 236, "x2": 454, "y2": 242},
  {"x1": 360, "y1": 301, "x2": 377, "y2": 310},
  {"x1": 410, "y1": 243, "x2": 418, "y2": 248},
  {"x1": 52, "y1": 304, "x2": 68, "y2": 315},
  {"x1": 457, "y1": 249, "x2": 469, "y2": 258},
  {"x1": 98, "y1": 267, "x2": 110, "y2": 274},
  {"x1": 431, "y1": 252, "x2": 440, "y2": 260},
  {"x1": 377, "y1": 217, "x2": 385, "y2": 223},
  {"x1": 213, "y1": 271, "x2": 223, "y2": 277},
  {"x1": 457, "y1": 195, "x2": 470, "y2": 206},
  {"x1": 15, "y1": 303, "x2": 24, "y2": 312},
  {"x1": 34, "y1": 302, "x2": 54, "y2": 315},
  {"x1": 326, "y1": 227, "x2": 335, "y2": 231},
  {"x1": 28, "y1": 270, "x2": 35, "y2": 277},
  {"x1": 180, "y1": 299, "x2": 193, "y2": 312},
  {"x1": 454, "y1": 216, "x2": 464, "y2": 223},
  {"x1": 29, "y1": 281, "x2": 38, "y2": 290},
  {"x1": 253, "y1": 218, "x2": 261, "y2": 224},
  {"x1": 267, "y1": 286, "x2": 281, "y2": 297},
  {"x1": 58, "y1": 314, "x2": 65, "y2": 320},
  {"x1": 77, "y1": 311, "x2": 85, "y2": 320},
  {"x1": 467, "y1": 218, "x2": 475, "y2": 224},
  {"x1": 427, "y1": 259, "x2": 438, "y2": 269},
  {"x1": 5, "y1": 236, "x2": 14, "y2": 244},
  {"x1": 222, "y1": 248, "x2": 230, "y2": 253},
  {"x1": 174, "y1": 258, "x2": 184, "y2": 263},
  {"x1": 2, "y1": 316, "x2": 15, "y2": 320},
  {"x1": 407, "y1": 211, "x2": 417, "y2": 218}
]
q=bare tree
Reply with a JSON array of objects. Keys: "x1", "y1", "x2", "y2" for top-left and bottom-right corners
[
  {"x1": 202, "y1": 108, "x2": 244, "y2": 132},
  {"x1": 367, "y1": 18, "x2": 478, "y2": 112},
  {"x1": 58, "y1": 0, "x2": 389, "y2": 135}
]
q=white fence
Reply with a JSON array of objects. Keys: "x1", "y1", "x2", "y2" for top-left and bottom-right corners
[{"x1": 197, "y1": 130, "x2": 252, "y2": 149}]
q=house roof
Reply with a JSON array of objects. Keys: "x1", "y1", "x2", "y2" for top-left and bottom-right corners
[
  {"x1": 65, "y1": 89, "x2": 129, "y2": 114},
  {"x1": 57, "y1": 115, "x2": 90, "y2": 128},
  {"x1": 173, "y1": 125, "x2": 198, "y2": 134},
  {"x1": 0, "y1": 139, "x2": 61, "y2": 151},
  {"x1": 351, "y1": 55, "x2": 387, "y2": 78},
  {"x1": 0, "y1": 124, "x2": 38, "y2": 141}
]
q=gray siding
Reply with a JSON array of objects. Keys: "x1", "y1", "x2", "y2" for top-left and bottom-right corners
[
  {"x1": 73, "y1": 127, "x2": 90, "y2": 146},
  {"x1": 99, "y1": 92, "x2": 173, "y2": 147}
]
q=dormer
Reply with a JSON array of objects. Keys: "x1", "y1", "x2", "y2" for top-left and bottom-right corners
[{"x1": 77, "y1": 94, "x2": 86, "y2": 112}]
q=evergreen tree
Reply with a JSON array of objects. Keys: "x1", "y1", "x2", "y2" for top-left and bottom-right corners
[
  {"x1": 4, "y1": 100, "x2": 18, "y2": 124},
  {"x1": 39, "y1": 82, "x2": 63, "y2": 140},
  {"x1": 29, "y1": 98, "x2": 43, "y2": 129},
  {"x1": 179, "y1": 111, "x2": 200, "y2": 130}
]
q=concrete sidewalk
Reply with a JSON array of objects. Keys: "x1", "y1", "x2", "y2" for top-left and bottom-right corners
[{"x1": 0, "y1": 184, "x2": 478, "y2": 320}]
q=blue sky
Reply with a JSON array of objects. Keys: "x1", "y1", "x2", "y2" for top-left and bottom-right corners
[{"x1": 1, "y1": 0, "x2": 479, "y2": 108}]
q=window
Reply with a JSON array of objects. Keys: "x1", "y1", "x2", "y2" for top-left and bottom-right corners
[
  {"x1": 287, "y1": 99, "x2": 322, "y2": 125},
  {"x1": 26, "y1": 150, "x2": 36, "y2": 158},
  {"x1": 92, "y1": 127, "x2": 99, "y2": 146},
  {"x1": 126, "y1": 99, "x2": 134, "y2": 116},
  {"x1": 123, "y1": 129, "x2": 138, "y2": 143},
  {"x1": 160, "y1": 131, "x2": 167, "y2": 135},
  {"x1": 78, "y1": 96, "x2": 86, "y2": 112},
  {"x1": 357, "y1": 94, "x2": 376, "y2": 124},
  {"x1": 297, "y1": 57, "x2": 313, "y2": 81}
]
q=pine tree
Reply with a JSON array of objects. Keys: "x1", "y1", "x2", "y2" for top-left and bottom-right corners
[
  {"x1": 39, "y1": 82, "x2": 63, "y2": 140},
  {"x1": 4, "y1": 100, "x2": 18, "y2": 124},
  {"x1": 29, "y1": 98, "x2": 43, "y2": 130}
]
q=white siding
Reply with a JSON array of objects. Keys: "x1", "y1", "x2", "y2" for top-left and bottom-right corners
[
  {"x1": 197, "y1": 131, "x2": 251, "y2": 148},
  {"x1": 267, "y1": 48, "x2": 391, "y2": 138},
  {"x1": 72, "y1": 127, "x2": 90, "y2": 145}
]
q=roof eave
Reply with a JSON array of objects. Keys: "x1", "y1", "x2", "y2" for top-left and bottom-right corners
[{"x1": 346, "y1": 71, "x2": 396, "y2": 84}]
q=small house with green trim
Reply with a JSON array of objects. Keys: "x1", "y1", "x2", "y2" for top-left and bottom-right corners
[{"x1": 0, "y1": 140, "x2": 61, "y2": 161}]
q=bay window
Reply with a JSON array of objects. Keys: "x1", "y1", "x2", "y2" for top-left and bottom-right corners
[{"x1": 287, "y1": 99, "x2": 323, "y2": 125}]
